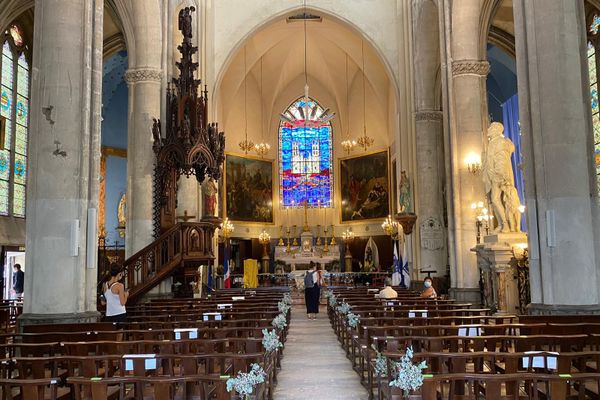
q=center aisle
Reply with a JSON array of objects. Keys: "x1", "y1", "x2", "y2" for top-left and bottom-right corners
[{"x1": 274, "y1": 302, "x2": 368, "y2": 400}]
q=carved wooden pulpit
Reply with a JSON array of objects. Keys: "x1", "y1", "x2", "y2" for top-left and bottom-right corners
[{"x1": 152, "y1": 6, "x2": 225, "y2": 236}]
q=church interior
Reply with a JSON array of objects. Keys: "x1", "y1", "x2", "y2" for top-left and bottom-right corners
[{"x1": 0, "y1": 0, "x2": 598, "y2": 398}]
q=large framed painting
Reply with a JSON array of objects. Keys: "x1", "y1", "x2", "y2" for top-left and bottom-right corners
[
  {"x1": 225, "y1": 153, "x2": 274, "y2": 223},
  {"x1": 340, "y1": 150, "x2": 389, "y2": 222}
]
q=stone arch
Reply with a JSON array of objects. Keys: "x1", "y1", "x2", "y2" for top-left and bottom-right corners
[
  {"x1": 0, "y1": 0, "x2": 34, "y2": 34},
  {"x1": 479, "y1": 0, "x2": 503, "y2": 59},
  {"x1": 106, "y1": 0, "x2": 135, "y2": 64},
  {"x1": 213, "y1": 6, "x2": 402, "y2": 112}
]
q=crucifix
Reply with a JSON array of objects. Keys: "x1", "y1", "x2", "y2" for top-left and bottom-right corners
[
  {"x1": 176, "y1": 210, "x2": 196, "y2": 222},
  {"x1": 303, "y1": 200, "x2": 310, "y2": 232}
]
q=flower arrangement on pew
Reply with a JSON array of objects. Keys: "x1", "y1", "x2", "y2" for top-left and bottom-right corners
[
  {"x1": 226, "y1": 363, "x2": 267, "y2": 400},
  {"x1": 326, "y1": 291, "x2": 337, "y2": 307},
  {"x1": 372, "y1": 344, "x2": 388, "y2": 378},
  {"x1": 388, "y1": 346, "x2": 428, "y2": 398},
  {"x1": 261, "y1": 328, "x2": 282, "y2": 353},
  {"x1": 347, "y1": 312, "x2": 360, "y2": 328},
  {"x1": 336, "y1": 301, "x2": 352, "y2": 315},
  {"x1": 282, "y1": 292, "x2": 292, "y2": 305},
  {"x1": 278, "y1": 300, "x2": 291, "y2": 314},
  {"x1": 272, "y1": 313, "x2": 287, "y2": 330}
]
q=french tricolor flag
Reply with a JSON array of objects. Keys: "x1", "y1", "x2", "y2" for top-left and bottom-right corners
[{"x1": 223, "y1": 242, "x2": 231, "y2": 289}]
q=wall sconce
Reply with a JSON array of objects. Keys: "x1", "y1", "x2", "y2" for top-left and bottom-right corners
[
  {"x1": 465, "y1": 153, "x2": 482, "y2": 174},
  {"x1": 512, "y1": 242, "x2": 528, "y2": 260}
]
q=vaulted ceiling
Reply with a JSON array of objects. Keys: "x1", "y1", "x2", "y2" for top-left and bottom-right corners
[{"x1": 216, "y1": 12, "x2": 396, "y2": 155}]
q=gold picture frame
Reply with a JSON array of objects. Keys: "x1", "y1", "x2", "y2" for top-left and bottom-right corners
[
  {"x1": 339, "y1": 149, "x2": 390, "y2": 223},
  {"x1": 224, "y1": 152, "x2": 275, "y2": 225}
]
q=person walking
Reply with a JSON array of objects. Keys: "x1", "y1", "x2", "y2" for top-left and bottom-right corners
[
  {"x1": 304, "y1": 262, "x2": 323, "y2": 320},
  {"x1": 12, "y1": 264, "x2": 24, "y2": 299}
]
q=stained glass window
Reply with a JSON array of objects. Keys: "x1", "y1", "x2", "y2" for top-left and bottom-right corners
[
  {"x1": 0, "y1": 26, "x2": 29, "y2": 217},
  {"x1": 8, "y1": 25, "x2": 23, "y2": 48},
  {"x1": 279, "y1": 97, "x2": 333, "y2": 207}
]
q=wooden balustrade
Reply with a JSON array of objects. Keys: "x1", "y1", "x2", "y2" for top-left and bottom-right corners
[{"x1": 97, "y1": 222, "x2": 217, "y2": 304}]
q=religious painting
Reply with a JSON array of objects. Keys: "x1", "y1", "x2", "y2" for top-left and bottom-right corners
[
  {"x1": 391, "y1": 159, "x2": 397, "y2": 214},
  {"x1": 225, "y1": 154, "x2": 274, "y2": 223},
  {"x1": 340, "y1": 150, "x2": 389, "y2": 222}
]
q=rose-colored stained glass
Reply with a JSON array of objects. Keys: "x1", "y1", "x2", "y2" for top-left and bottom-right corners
[{"x1": 8, "y1": 25, "x2": 24, "y2": 48}]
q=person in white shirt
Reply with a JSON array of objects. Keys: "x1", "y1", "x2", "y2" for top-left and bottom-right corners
[
  {"x1": 376, "y1": 278, "x2": 398, "y2": 299},
  {"x1": 103, "y1": 264, "x2": 128, "y2": 323}
]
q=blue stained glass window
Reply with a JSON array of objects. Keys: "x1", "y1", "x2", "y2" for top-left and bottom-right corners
[
  {"x1": 279, "y1": 97, "x2": 333, "y2": 208},
  {"x1": 591, "y1": 15, "x2": 600, "y2": 35},
  {"x1": 0, "y1": 28, "x2": 29, "y2": 217}
]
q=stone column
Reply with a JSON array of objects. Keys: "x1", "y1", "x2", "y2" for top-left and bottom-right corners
[
  {"x1": 21, "y1": 0, "x2": 103, "y2": 323},
  {"x1": 124, "y1": 0, "x2": 163, "y2": 257},
  {"x1": 412, "y1": 0, "x2": 447, "y2": 278},
  {"x1": 440, "y1": 0, "x2": 490, "y2": 302},
  {"x1": 514, "y1": 0, "x2": 600, "y2": 314}
]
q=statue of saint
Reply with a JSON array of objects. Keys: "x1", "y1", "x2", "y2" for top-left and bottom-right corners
[
  {"x1": 117, "y1": 193, "x2": 126, "y2": 228},
  {"x1": 482, "y1": 122, "x2": 520, "y2": 233},
  {"x1": 398, "y1": 170, "x2": 412, "y2": 213},
  {"x1": 202, "y1": 177, "x2": 218, "y2": 217}
]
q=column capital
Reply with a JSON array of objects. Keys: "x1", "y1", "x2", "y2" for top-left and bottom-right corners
[
  {"x1": 451, "y1": 60, "x2": 490, "y2": 77},
  {"x1": 415, "y1": 110, "x2": 443, "y2": 122},
  {"x1": 124, "y1": 68, "x2": 163, "y2": 84}
]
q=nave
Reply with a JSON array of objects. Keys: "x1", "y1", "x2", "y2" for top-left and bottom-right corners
[{"x1": 274, "y1": 303, "x2": 368, "y2": 400}]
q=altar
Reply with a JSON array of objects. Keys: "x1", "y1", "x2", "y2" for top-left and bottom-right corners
[{"x1": 274, "y1": 228, "x2": 340, "y2": 270}]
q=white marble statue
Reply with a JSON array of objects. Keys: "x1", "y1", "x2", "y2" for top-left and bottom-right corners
[{"x1": 482, "y1": 122, "x2": 520, "y2": 233}]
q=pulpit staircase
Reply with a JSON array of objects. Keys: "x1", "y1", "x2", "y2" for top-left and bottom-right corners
[
  {"x1": 98, "y1": 221, "x2": 217, "y2": 304},
  {"x1": 98, "y1": 7, "x2": 224, "y2": 305}
]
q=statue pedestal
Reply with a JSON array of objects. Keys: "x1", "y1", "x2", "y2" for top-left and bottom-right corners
[
  {"x1": 261, "y1": 254, "x2": 269, "y2": 274},
  {"x1": 472, "y1": 232, "x2": 527, "y2": 315}
]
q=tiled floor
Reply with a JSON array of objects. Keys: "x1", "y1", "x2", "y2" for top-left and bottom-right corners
[{"x1": 274, "y1": 303, "x2": 369, "y2": 400}]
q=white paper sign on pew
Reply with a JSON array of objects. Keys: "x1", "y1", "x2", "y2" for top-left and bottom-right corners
[
  {"x1": 123, "y1": 354, "x2": 157, "y2": 371},
  {"x1": 217, "y1": 303, "x2": 233, "y2": 310},
  {"x1": 367, "y1": 289, "x2": 379, "y2": 294},
  {"x1": 408, "y1": 309, "x2": 428, "y2": 318},
  {"x1": 174, "y1": 328, "x2": 198, "y2": 340},
  {"x1": 232, "y1": 296, "x2": 245, "y2": 301},
  {"x1": 203, "y1": 312, "x2": 223, "y2": 321},
  {"x1": 457, "y1": 325, "x2": 482, "y2": 337},
  {"x1": 522, "y1": 351, "x2": 558, "y2": 369}
]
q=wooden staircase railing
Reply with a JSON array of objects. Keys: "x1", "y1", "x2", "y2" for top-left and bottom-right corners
[{"x1": 99, "y1": 222, "x2": 217, "y2": 304}]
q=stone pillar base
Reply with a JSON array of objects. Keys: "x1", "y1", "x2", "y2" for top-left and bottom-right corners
[
  {"x1": 527, "y1": 303, "x2": 600, "y2": 315},
  {"x1": 448, "y1": 287, "x2": 481, "y2": 304},
  {"x1": 19, "y1": 311, "x2": 101, "y2": 328}
]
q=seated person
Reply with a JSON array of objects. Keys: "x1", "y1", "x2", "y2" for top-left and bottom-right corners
[
  {"x1": 376, "y1": 278, "x2": 398, "y2": 299},
  {"x1": 420, "y1": 276, "x2": 437, "y2": 299}
]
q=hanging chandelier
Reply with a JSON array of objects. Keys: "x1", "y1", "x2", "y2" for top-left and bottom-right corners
[
  {"x1": 255, "y1": 56, "x2": 271, "y2": 157},
  {"x1": 340, "y1": 54, "x2": 356, "y2": 154},
  {"x1": 279, "y1": 0, "x2": 335, "y2": 127},
  {"x1": 239, "y1": 46, "x2": 255, "y2": 154},
  {"x1": 356, "y1": 40, "x2": 374, "y2": 151}
]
